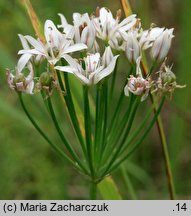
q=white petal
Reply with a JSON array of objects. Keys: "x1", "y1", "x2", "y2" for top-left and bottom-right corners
[
  {"x1": 94, "y1": 55, "x2": 119, "y2": 84},
  {"x1": 25, "y1": 36, "x2": 45, "y2": 53},
  {"x1": 119, "y1": 14, "x2": 137, "y2": 31},
  {"x1": 61, "y1": 54, "x2": 80, "y2": 68},
  {"x1": 124, "y1": 84, "x2": 129, "y2": 96},
  {"x1": 18, "y1": 34, "x2": 30, "y2": 50},
  {"x1": 26, "y1": 81, "x2": 34, "y2": 94},
  {"x1": 18, "y1": 49, "x2": 45, "y2": 56},
  {"x1": 17, "y1": 54, "x2": 32, "y2": 72},
  {"x1": 58, "y1": 13, "x2": 68, "y2": 28},
  {"x1": 44, "y1": 20, "x2": 63, "y2": 48},
  {"x1": 63, "y1": 43, "x2": 87, "y2": 54},
  {"x1": 54, "y1": 66, "x2": 77, "y2": 74}
]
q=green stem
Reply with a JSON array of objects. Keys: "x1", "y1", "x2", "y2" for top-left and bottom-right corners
[
  {"x1": 107, "y1": 66, "x2": 134, "y2": 137},
  {"x1": 94, "y1": 85, "x2": 103, "y2": 159},
  {"x1": 101, "y1": 97, "x2": 140, "y2": 177},
  {"x1": 18, "y1": 93, "x2": 81, "y2": 172},
  {"x1": 101, "y1": 94, "x2": 135, "y2": 164},
  {"x1": 56, "y1": 71, "x2": 87, "y2": 157},
  {"x1": 109, "y1": 58, "x2": 119, "y2": 100},
  {"x1": 83, "y1": 86, "x2": 94, "y2": 178},
  {"x1": 89, "y1": 182, "x2": 97, "y2": 200},
  {"x1": 109, "y1": 96, "x2": 165, "y2": 173},
  {"x1": 147, "y1": 61, "x2": 157, "y2": 77},
  {"x1": 46, "y1": 96, "x2": 89, "y2": 175},
  {"x1": 120, "y1": 105, "x2": 153, "y2": 154},
  {"x1": 150, "y1": 95, "x2": 176, "y2": 200},
  {"x1": 97, "y1": 82, "x2": 108, "y2": 167}
]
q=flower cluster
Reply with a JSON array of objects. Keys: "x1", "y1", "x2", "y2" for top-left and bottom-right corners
[{"x1": 7, "y1": 7, "x2": 180, "y2": 100}]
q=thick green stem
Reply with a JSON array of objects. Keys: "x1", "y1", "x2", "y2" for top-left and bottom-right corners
[{"x1": 89, "y1": 182, "x2": 97, "y2": 200}]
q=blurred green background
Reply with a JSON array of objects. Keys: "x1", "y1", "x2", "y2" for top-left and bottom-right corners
[{"x1": 0, "y1": 0, "x2": 190, "y2": 199}]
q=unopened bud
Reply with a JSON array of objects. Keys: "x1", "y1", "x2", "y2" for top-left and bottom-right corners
[
  {"x1": 39, "y1": 72, "x2": 53, "y2": 87},
  {"x1": 125, "y1": 33, "x2": 140, "y2": 63},
  {"x1": 36, "y1": 72, "x2": 56, "y2": 94},
  {"x1": 151, "y1": 28, "x2": 174, "y2": 61},
  {"x1": 161, "y1": 67, "x2": 176, "y2": 84},
  {"x1": 13, "y1": 73, "x2": 26, "y2": 86},
  {"x1": 102, "y1": 46, "x2": 114, "y2": 67}
]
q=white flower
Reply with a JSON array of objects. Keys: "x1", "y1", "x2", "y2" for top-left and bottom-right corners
[
  {"x1": 139, "y1": 27, "x2": 165, "y2": 50},
  {"x1": 58, "y1": 13, "x2": 97, "y2": 51},
  {"x1": 55, "y1": 50, "x2": 119, "y2": 85},
  {"x1": 18, "y1": 20, "x2": 87, "y2": 65},
  {"x1": 92, "y1": 7, "x2": 137, "y2": 49},
  {"x1": 73, "y1": 13, "x2": 96, "y2": 50},
  {"x1": 124, "y1": 31, "x2": 140, "y2": 63},
  {"x1": 6, "y1": 63, "x2": 34, "y2": 94},
  {"x1": 124, "y1": 57, "x2": 150, "y2": 101},
  {"x1": 150, "y1": 28, "x2": 174, "y2": 61}
]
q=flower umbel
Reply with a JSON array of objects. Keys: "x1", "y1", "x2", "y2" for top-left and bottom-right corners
[{"x1": 6, "y1": 5, "x2": 183, "y2": 200}]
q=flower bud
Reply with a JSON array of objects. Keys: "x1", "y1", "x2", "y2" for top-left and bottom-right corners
[
  {"x1": 35, "y1": 72, "x2": 56, "y2": 94},
  {"x1": 161, "y1": 67, "x2": 176, "y2": 84},
  {"x1": 102, "y1": 46, "x2": 114, "y2": 67},
  {"x1": 151, "y1": 28, "x2": 174, "y2": 61},
  {"x1": 124, "y1": 32, "x2": 140, "y2": 63}
]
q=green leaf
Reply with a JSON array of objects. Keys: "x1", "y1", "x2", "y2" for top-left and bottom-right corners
[{"x1": 98, "y1": 176, "x2": 122, "y2": 200}]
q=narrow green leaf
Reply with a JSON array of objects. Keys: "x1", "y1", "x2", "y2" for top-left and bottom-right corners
[{"x1": 98, "y1": 176, "x2": 122, "y2": 200}]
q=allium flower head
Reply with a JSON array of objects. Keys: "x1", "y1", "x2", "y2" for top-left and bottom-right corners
[
  {"x1": 55, "y1": 48, "x2": 118, "y2": 85},
  {"x1": 18, "y1": 20, "x2": 87, "y2": 65}
]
